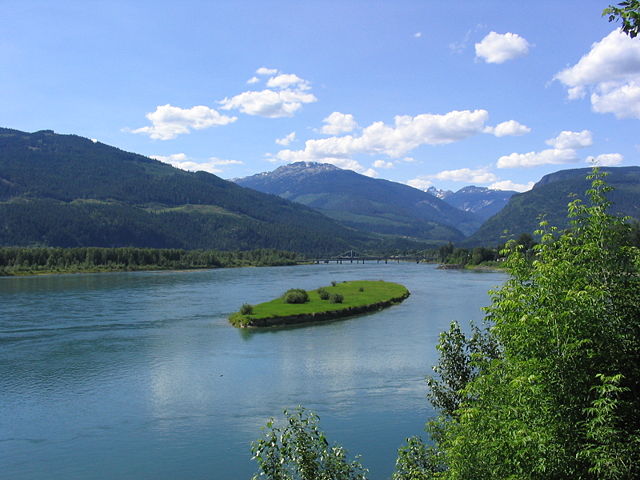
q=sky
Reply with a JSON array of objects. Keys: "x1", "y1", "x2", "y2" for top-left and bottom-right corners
[{"x1": 2, "y1": 0, "x2": 639, "y2": 192}]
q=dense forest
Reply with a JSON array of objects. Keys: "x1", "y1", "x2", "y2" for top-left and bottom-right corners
[{"x1": 0, "y1": 247, "x2": 301, "y2": 275}]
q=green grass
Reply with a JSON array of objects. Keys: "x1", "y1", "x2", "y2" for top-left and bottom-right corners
[{"x1": 229, "y1": 280, "x2": 409, "y2": 327}]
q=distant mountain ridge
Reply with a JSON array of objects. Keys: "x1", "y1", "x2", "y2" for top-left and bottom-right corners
[
  {"x1": 0, "y1": 128, "x2": 374, "y2": 254},
  {"x1": 465, "y1": 166, "x2": 640, "y2": 246},
  {"x1": 235, "y1": 162, "x2": 482, "y2": 242},
  {"x1": 440, "y1": 186, "x2": 517, "y2": 221}
]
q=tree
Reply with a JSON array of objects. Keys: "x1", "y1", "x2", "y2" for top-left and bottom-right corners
[
  {"x1": 604, "y1": 1, "x2": 640, "y2": 37},
  {"x1": 250, "y1": 407, "x2": 368, "y2": 480},
  {"x1": 420, "y1": 169, "x2": 640, "y2": 479}
]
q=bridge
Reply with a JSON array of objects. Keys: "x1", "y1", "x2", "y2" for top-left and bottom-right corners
[{"x1": 313, "y1": 250, "x2": 423, "y2": 264}]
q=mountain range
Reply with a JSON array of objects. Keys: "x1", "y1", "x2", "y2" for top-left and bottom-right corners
[
  {"x1": 0, "y1": 128, "x2": 374, "y2": 254},
  {"x1": 1, "y1": 127, "x2": 638, "y2": 254},
  {"x1": 235, "y1": 162, "x2": 482, "y2": 240}
]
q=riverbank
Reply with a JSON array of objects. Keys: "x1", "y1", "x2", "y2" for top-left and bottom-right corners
[
  {"x1": 229, "y1": 280, "x2": 410, "y2": 328},
  {"x1": 0, "y1": 247, "x2": 301, "y2": 276}
]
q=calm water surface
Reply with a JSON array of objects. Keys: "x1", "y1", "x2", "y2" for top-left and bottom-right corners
[{"x1": 0, "y1": 263, "x2": 505, "y2": 479}]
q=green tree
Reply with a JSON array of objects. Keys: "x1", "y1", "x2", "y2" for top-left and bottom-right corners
[
  {"x1": 604, "y1": 1, "x2": 640, "y2": 37},
  {"x1": 420, "y1": 169, "x2": 640, "y2": 479},
  {"x1": 250, "y1": 407, "x2": 368, "y2": 480}
]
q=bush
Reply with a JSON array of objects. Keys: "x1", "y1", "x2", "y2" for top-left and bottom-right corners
[
  {"x1": 283, "y1": 288, "x2": 309, "y2": 304},
  {"x1": 239, "y1": 303, "x2": 253, "y2": 315},
  {"x1": 358, "y1": 287, "x2": 364, "y2": 292},
  {"x1": 329, "y1": 293, "x2": 344, "y2": 304},
  {"x1": 317, "y1": 287, "x2": 330, "y2": 300},
  {"x1": 331, "y1": 281, "x2": 337, "y2": 287}
]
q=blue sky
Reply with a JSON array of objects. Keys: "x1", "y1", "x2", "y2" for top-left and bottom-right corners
[{"x1": 2, "y1": 1, "x2": 639, "y2": 192}]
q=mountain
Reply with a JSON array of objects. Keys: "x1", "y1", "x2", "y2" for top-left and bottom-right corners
[
  {"x1": 235, "y1": 162, "x2": 482, "y2": 241},
  {"x1": 465, "y1": 166, "x2": 640, "y2": 246},
  {"x1": 426, "y1": 186, "x2": 453, "y2": 200},
  {"x1": 441, "y1": 186, "x2": 517, "y2": 221},
  {"x1": 0, "y1": 128, "x2": 376, "y2": 254}
]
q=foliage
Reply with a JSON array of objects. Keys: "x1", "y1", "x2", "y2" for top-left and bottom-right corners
[
  {"x1": 317, "y1": 288, "x2": 330, "y2": 300},
  {"x1": 250, "y1": 407, "x2": 368, "y2": 480},
  {"x1": 0, "y1": 246, "x2": 301, "y2": 276},
  {"x1": 604, "y1": 1, "x2": 640, "y2": 37},
  {"x1": 393, "y1": 436, "x2": 444, "y2": 480},
  {"x1": 420, "y1": 169, "x2": 640, "y2": 479},
  {"x1": 283, "y1": 289, "x2": 310, "y2": 304},
  {"x1": 240, "y1": 304, "x2": 254, "y2": 315},
  {"x1": 328, "y1": 293, "x2": 344, "y2": 304}
]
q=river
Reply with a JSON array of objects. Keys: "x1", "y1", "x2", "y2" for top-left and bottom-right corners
[{"x1": 0, "y1": 263, "x2": 505, "y2": 479}]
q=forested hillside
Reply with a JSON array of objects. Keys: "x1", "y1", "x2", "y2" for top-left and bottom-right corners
[
  {"x1": 236, "y1": 162, "x2": 481, "y2": 240},
  {"x1": 0, "y1": 128, "x2": 376, "y2": 254},
  {"x1": 465, "y1": 166, "x2": 640, "y2": 246}
]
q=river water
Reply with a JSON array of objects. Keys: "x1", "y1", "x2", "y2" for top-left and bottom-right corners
[{"x1": 0, "y1": 263, "x2": 505, "y2": 479}]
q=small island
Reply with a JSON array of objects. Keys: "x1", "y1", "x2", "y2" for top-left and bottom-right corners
[{"x1": 229, "y1": 280, "x2": 410, "y2": 328}]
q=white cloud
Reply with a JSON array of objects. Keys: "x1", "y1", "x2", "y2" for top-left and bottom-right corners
[
  {"x1": 276, "y1": 109, "x2": 490, "y2": 164},
  {"x1": 484, "y1": 120, "x2": 531, "y2": 137},
  {"x1": 221, "y1": 72, "x2": 317, "y2": 119},
  {"x1": 401, "y1": 156, "x2": 416, "y2": 163},
  {"x1": 554, "y1": 29, "x2": 640, "y2": 119},
  {"x1": 489, "y1": 179, "x2": 534, "y2": 192},
  {"x1": 132, "y1": 104, "x2": 237, "y2": 140},
  {"x1": 90, "y1": 138, "x2": 98, "y2": 143},
  {"x1": 431, "y1": 167, "x2": 498, "y2": 184},
  {"x1": 406, "y1": 177, "x2": 433, "y2": 191},
  {"x1": 256, "y1": 67, "x2": 278, "y2": 76},
  {"x1": 591, "y1": 82, "x2": 640, "y2": 118},
  {"x1": 276, "y1": 131, "x2": 296, "y2": 146},
  {"x1": 475, "y1": 31, "x2": 531, "y2": 64},
  {"x1": 545, "y1": 130, "x2": 593, "y2": 149},
  {"x1": 586, "y1": 153, "x2": 624, "y2": 166},
  {"x1": 152, "y1": 154, "x2": 242, "y2": 174},
  {"x1": 247, "y1": 76, "x2": 260, "y2": 84},
  {"x1": 320, "y1": 112, "x2": 358, "y2": 135},
  {"x1": 266, "y1": 73, "x2": 310, "y2": 90},
  {"x1": 362, "y1": 168, "x2": 379, "y2": 178},
  {"x1": 497, "y1": 148, "x2": 579, "y2": 168},
  {"x1": 373, "y1": 160, "x2": 394, "y2": 169},
  {"x1": 220, "y1": 88, "x2": 317, "y2": 118},
  {"x1": 414, "y1": 32, "x2": 422, "y2": 38}
]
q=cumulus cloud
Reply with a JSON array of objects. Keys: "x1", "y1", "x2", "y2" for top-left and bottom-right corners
[
  {"x1": 266, "y1": 73, "x2": 310, "y2": 90},
  {"x1": 276, "y1": 131, "x2": 296, "y2": 146},
  {"x1": 555, "y1": 29, "x2": 640, "y2": 119},
  {"x1": 132, "y1": 104, "x2": 237, "y2": 140},
  {"x1": 475, "y1": 31, "x2": 531, "y2": 64},
  {"x1": 545, "y1": 130, "x2": 593, "y2": 149},
  {"x1": 362, "y1": 168, "x2": 379, "y2": 178},
  {"x1": 484, "y1": 120, "x2": 531, "y2": 137},
  {"x1": 276, "y1": 109, "x2": 491, "y2": 164},
  {"x1": 320, "y1": 112, "x2": 358, "y2": 135},
  {"x1": 152, "y1": 153, "x2": 242, "y2": 174},
  {"x1": 432, "y1": 167, "x2": 498, "y2": 183},
  {"x1": 247, "y1": 76, "x2": 260, "y2": 84},
  {"x1": 256, "y1": 67, "x2": 278, "y2": 76},
  {"x1": 586, "y1": 153, "x2": 624, "y2": 166},
  {"x1": 414, "y1": 32, "x2": 423, "y2": 38},
  {"x1": 497, "y1": 148, "x2": 579, "y2": 168},
  {"x1": 221, "y1": 71, "x2": 317, "y2": 118},
  {"x1": 406, "y1": 177, "x2": 433, "y2": 190},
  {"x1": 488, "y1": 179, "x2": 534, "y2": 192},
  {"x1": 406, "y1": 168, "x2": 498, "y2": 191},
  {"x1": 373, "y1": 160, "x2": 394, "y2": 169}
]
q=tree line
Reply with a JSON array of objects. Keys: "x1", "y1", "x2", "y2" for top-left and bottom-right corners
[{"x1": 0, "y1": 247, "x2": 301, "y2": 275}]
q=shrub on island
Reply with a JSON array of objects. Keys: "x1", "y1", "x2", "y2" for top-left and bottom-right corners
[
  {"x1": 240, "y1": 303, "x2": 254, "y2": 315},
  {"x1": 283, "y1": 289, "x2": 309, "y2": 304},
  {"x1": 329, "y1": 293, "x2": 344, "y2": 304},
  {"x1": 317, "y1": 288, "x2": 330, "y2": 300}
]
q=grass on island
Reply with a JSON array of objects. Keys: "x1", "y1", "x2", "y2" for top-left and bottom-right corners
[{"x1": 229, "y1": 280, "x2": 409, "y2": 327}]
